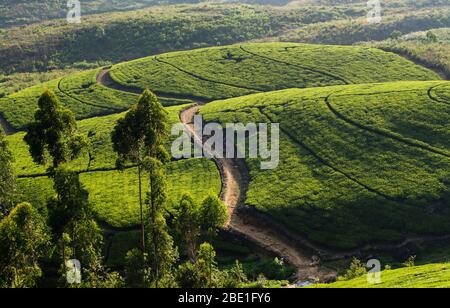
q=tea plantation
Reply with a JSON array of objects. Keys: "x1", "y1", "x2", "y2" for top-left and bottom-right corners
[
  {"x1": 1, "y1": 42, "x2": 448, "y2": 275},
  {"x1": 312, "y1": 263, "x2": 450, "y2": 288},
  {"x1": 7, "y1": 105, "x2": 221, "y2": 228},
  {"x1": 200, "y1": 81, "x2": 450, "y2": 249},
  {"x1": 109, "y1": 43, "x2": 438, "y2": 100}
]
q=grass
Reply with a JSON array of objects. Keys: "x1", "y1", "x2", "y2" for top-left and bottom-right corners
[
  {"x1": 313, "y1": 263, "x2": 450, "y2": 288},
  {"x1": 109, "y1": 42, "x2": 439, "y2": 101},
  {"x1": 200, "y1": 80, "x2": 450, "y2": 250}
]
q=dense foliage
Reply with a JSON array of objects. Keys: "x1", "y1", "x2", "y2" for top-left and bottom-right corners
[
  {"x1": 0, "y1": 3, "x2": 352, "y2": 74},
  {"x1": 367, "y1": 28, "x2": 450, "y2": 79}
]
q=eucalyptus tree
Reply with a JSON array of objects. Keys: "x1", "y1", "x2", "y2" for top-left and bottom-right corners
[
  {"x1": 0, "y1": 203, "x2": 50, "y2": 288},
  {"x1": 198, "y1": 194, "x2": 228, "y2": 240},
  {"x1": 24, "y1": 90, "x2": 87, "y2": 172},
  {"x1": 144, "y1": 158, "x2": 178, "y2": 288},
  {"x1": 111, "y1": 89, "x2": 169, "y2": 252}
]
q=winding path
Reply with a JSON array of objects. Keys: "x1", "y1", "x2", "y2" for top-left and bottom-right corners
[
  {"x1": 97, "y1": 67, "x2": 450, "y2": 283},
  {"x1": 98, "y1": 68, "x2": 327, "y2": 282},
  {"x1": 0, "y1": 113, "x2": 16, "y2": 135}
]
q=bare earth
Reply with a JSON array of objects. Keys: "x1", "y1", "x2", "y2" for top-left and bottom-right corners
[{"x1": 180, "y1": 105, "x2": 328, "y2": 282}]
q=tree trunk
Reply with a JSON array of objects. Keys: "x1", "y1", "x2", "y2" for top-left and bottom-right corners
[
  {"x1": 138, "y1": 164, "x2": 145, "y2": 253},
  {"x1": 150, "y1": 171, "x2": 160, "y2": 288}
]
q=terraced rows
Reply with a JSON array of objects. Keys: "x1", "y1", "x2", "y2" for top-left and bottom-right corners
[
  {"x1": 109, "y1": 42, "x2": 439, "y2": 102},
  {"x1": 8, "y1": 105, "x2": 222, "y2": 228},
  {"x1": 1, "y1": 43, "x2": 447, "y2": 249},
  {"x1": 200, "y1": 81, "x2": 450, "y2": 249},
  {"x1": 0, "y1": 69, "x2": 190, "y2": 130}
]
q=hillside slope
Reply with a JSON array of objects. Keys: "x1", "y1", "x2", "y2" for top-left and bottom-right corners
[
  {"x1": 8, "y1": 105, "x2": 222, "y2": 228},
  {"x1": 110, "y1": 43, "x2": 438, "y2": 100},
  {"x1": 1, "y1": 43, "x2": 439, "y2": 130},
  {"x1": 313, "y1": 263, "x2": 450, "y2": 288},
  {"x1": 1, "y1": 42, "x2": 448, "y2": 256},
  {"x1": 200, "y1": 81, "x2": 450, "y2": 250}
]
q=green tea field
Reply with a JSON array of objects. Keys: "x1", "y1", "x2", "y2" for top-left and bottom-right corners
[{"x1": 1, "y1": 42, "x2": 448, "y2": 286}]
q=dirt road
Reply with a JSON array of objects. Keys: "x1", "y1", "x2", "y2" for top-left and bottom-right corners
[{"x1": 180, "y1": 104, "x2": 326, "y2": 282}]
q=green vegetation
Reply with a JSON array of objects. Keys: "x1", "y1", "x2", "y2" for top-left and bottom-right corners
[
  {"x1": 9, "y1": 103, "x2": 221, "y2": 228},
  {"x1": 368, "y1": 28, "x2": 450, "y2": 79},
  {"x1": 201, "y1": 80, "x2": 450, "y2": 249},
  {"x1": 0, "y1": 68, "x2": 189, "y2": 130},
  {"x1": 110, "y1": 42, "x2": 438, "y2": 100},
  {"x1": 313, "y1": 263, "x2": 450, "y2": 288},
  {"x1": 1, "y1": 29, "x2": 448, "y2": 286},
  {"x1": 0, "y1": 3, "x2": 351, "y2": 74},
  {"x1": 16, "y1": 159, "x2": 221, "y2": 228},
  {"x1": 0, "y1": 0, "x2": 213, "y2": 28},
  {"x1": 0, "y1": 202, "x2": 49, "y2": 288},
  {"x1": 2, "y1": 43, "x2": 438, "y2": 130},
  {"x1": 0, "y1": 128, "x2": 15, "y2": 215},
  {"x1": 273, "y1": 8, "x2": 450, "y2": 45}
]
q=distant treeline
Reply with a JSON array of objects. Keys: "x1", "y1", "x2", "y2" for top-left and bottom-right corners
[{"x1": 0, "y1": 4, "x2": 354, "y2": 74}]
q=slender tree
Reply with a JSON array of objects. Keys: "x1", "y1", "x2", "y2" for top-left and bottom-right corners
[
  {"x1": 24, "y1": 90, "x2": 87, "y2": 171},
  {"x1": 197, "y1": 243, "x2": 217, "y2": 288},
  {"x1": 111, "y1": 89, "x2": 169, "y2": 252},
  {"x1": 0, "y1": 203, "x2": 50, "y2": 288},
  {"x1": 0, "y1": 128, "x2": 16, "y2": 218},
  {"x1": 176, "y1": 242, "x2": 220, "y2": 288},
  {"x1": 144, "y1": 158, "x2": 178, "y2": 288}
]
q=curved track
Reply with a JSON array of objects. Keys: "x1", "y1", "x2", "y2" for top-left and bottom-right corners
[
  {"x1": 179, "y1": 104, "x2": 326, "y2": 281},
  {"x1": 96, "y1": 67, "x2": 450, "y2": 283}
]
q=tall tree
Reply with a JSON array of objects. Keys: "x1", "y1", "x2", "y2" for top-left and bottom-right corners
[
  {"x1": 196, "y1": 243, "x2": 217, "y2": 288},
  {"x1": 24, "y1": 90, "x2": 87, "y2": 171},
  {"x1": 176, "y1": 242, "x2": 220, "y2": 288},
  {"x1": 111, "y1": 89, "x2": 169, "y2": 252},
  {"x1": 47, "y1": 168, "x2": 102, "y2": 278},
  {"x1": 0, "y1": 203, "x2": 49, "y2": 288},
  {"x1": 144, "y1": 158, "x2": 177, "y2": 288},
  {"x1": 0, "y1": 128, "x2": 16, "y2": 218}
]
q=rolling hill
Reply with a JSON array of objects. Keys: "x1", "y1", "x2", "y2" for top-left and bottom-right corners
[
  {"x1": 200, "y1": 81, "x2": 450, "y2": 249},
  {"x1": 1, "y1": 42, "x2": 448, "y2": 277},
  {"x1": 0, "y1": 43, "x2": 439, "y2": 130}
]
